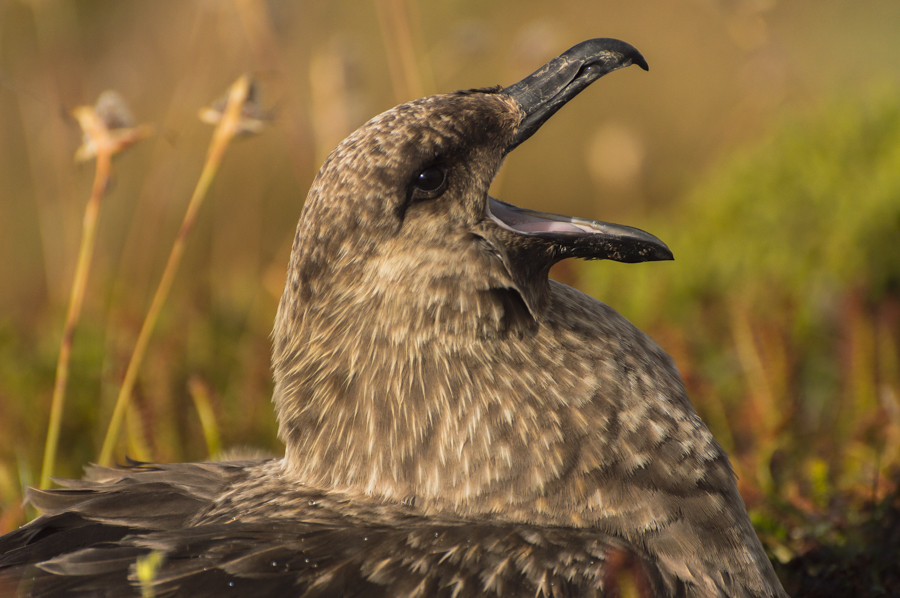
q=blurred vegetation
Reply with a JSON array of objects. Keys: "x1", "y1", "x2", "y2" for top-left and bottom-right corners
[
  {"x1": 582, "y1": 92, "x2": 900, "y2": 594},
  {"x1": 1, "y1": 0, "x2": 899, "y2": 594}
]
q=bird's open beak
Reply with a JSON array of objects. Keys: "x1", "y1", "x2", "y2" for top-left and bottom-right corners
[
  {"x1": 488, "y1": 197, "x2": 672, "y2": 264},
  {"x1": 494, "y1": 38, "x2": 672, "y2": 264}
]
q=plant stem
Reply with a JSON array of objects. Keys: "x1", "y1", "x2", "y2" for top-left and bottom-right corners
[
  {"x1": 374, "y1": 0, "x2": 428, "y2": 102},
  {"x1": 40, "y1": 149, "x2": 111, "y2": 489},
  {"x1": 98, "y1": 76, "x2": 252, "y2": 467}
]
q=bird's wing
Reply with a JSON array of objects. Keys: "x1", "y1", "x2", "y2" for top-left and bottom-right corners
[
  {"x1": 0, "y1": 460, "x2": 253, "y2": 597},
  {"x1": 6, "y1": 519, "x2": 652, "y2": 598},
  {"x1": 0, "y1": 461, "x2": 656, "y2": 598}
]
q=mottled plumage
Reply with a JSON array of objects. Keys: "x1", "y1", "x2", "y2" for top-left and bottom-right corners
[{"x1": 0, "y1": 39, "x2": 788, "y2": 597}]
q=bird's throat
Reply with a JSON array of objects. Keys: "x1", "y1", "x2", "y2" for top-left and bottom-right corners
[{"x1": 271, "y1": 279, "x2": 581, "y2": 511}]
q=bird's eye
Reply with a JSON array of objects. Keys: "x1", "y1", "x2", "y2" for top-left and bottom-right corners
[{"x1": 412, "y1": 166, "x2": 447, "y2": 196}]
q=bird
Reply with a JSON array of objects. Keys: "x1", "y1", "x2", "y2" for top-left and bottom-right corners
[{"x1": 0, "y1": 38, "x2": 789, "y2": 598}]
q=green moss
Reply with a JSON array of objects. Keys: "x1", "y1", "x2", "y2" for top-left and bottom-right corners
[{"x1": 584, "y1": 91, "x2": 900, "y2": 323}]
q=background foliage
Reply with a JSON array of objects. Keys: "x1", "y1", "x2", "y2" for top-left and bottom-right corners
[{"x1": 1, "y1": 1, "x2": 899, "y2": 593}]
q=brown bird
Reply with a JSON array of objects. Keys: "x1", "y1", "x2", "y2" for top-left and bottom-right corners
[{"x1": 0, "y1": 39, "x2": 788, "y2": 598}]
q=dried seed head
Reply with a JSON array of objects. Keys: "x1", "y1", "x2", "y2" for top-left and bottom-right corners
[
  {"x1": 93, "y1": 90, "x2": 135, "y2": 130},
  {"x1": 198, "y1": 78, "x2": 270, "y2": 137},
  {"x1": 73, "y1": 90, "x2": 153, "y2": 162}
]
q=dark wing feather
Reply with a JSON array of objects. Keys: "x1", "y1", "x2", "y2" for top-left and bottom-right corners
[
  {"x1": 0, "y1": 460, "x2": 659, "y2": 597},
  {"x1": 127, "y1": 521, "x2": 644, "y2": 598},
  {"x1": 3, "y1": 517, "x2": 652, "y2": 597},
  {"x1": 0, "y1": 461, "x2": 255, "y2": 597}
]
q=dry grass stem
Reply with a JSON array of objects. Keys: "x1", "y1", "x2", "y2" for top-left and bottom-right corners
[
  {"x1": 98, "y1": 75, "x2": 258, "y2": 467},
  {"x1": 39, "y1": 94, "x2": 151, "y2": 489},
  {"x1": 374, "y1": 0, "x2": 430, "y2": 102},
  {"x1": 188, "y1": 376, "x2": 222, "y2": 459}
]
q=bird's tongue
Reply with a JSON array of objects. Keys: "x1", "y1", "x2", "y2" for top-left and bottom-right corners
[
  {"x1": 513, "y1": 220, "x2": 589, "y2": 233},
  {"x1": 488, "y1": 197, "x2": 611, "y2": 235}
]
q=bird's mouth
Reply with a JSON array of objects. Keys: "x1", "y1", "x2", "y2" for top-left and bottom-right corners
[
  {"x1": 492, "y1": 39, "x2": 671, "y2": 263},
  {"x1": 488, "y1": 197, "x2": 672, "y2": 263}
]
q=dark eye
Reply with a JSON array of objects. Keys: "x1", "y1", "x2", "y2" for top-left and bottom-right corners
[{"x1": 413, "y1": 166, "x2": 446, "y2": 195}]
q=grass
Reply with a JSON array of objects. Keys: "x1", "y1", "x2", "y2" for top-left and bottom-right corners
[
  {"x1": 40, "y1": 92, "x2": 153, "y2": 489},
  {"x1": 98, "y1": 74, "x2": 258, "y2": 467}
]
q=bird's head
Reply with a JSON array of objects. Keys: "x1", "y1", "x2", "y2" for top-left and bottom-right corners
[{"x1": 278, "y1": 39, "x2": 668, "y2": 339}]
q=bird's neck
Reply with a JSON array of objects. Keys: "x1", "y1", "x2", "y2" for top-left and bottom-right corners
[{"x1": 270, "y1": 252, "x2": 569, "y2": 508}]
